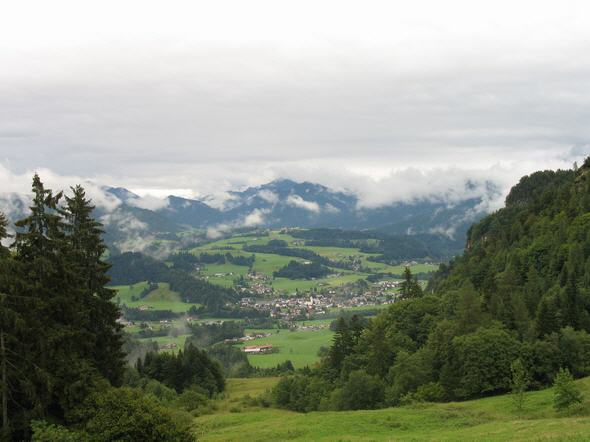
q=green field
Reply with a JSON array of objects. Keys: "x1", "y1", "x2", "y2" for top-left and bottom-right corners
[
  {"x1": 195, "y1": 376, "x2": 590, "y2": 441},
  {"x1": 113, "y1": 281, "x2": 201, "y2": 312},
  {"x1": 237, "y1": 326, "x2": 334, "y2": 369},
  {"x1": 189, "y1": 230, "x2": 437, "y2": 294}
]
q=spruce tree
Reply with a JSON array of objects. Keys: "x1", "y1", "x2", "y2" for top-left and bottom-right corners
[
  {"x1": 63, "y1": 185, "x2": 124, "y2": 384},
  {"x1": 400, "y1": 267, "x2": 423, "y2": 300}
]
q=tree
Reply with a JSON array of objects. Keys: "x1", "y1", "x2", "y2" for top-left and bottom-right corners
[
  {"x1": 63, "y1": 185, "x2": 124, "y2": 384},
  {"x1": 510, "y1": 358, "x2": 530, "y2": 413},
  {"x1": 553, "y1": 367, "x2": 583, "y2": 412},
  {"x1": 337, "y1": 370, "x2": 385, "y2": 410},
  {"x1": 70, "y1": 388, "x2": 194, "y2": 442},
  {"x1": 399, "y1": 267, "x2": 423, "y2": 299},
  {"x1": 455, "y1": 283, "x2": 484, "y2": 334}
]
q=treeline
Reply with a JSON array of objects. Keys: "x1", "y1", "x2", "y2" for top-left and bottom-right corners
[
  {"x1": 244, "y1": 240, "x2": 354, "y2": 270},
  {"x1": 137, "y1": 344, "x2": 225, "y2": 395},
  {"x1": 108, "y1": 252, "x2": 236, "y2": 311},
  {"x1": 290, "y1": 229, "x2": 462, "y2": 262},
  {"x1": 273, "y1": 260, "x2": 332, "y2": 280},
  {"x1": 187, "y1": 321, "x2": 244, "y2": 347},
  {"x1": 0, "y1": 176, "x2": 195, "y2": 441},
  {"x1": 269, "y1": 159, "x2": 590, "y2": 413},
  {"x1": 170, "y1": 251, "x2": 255, "y2": 269}
]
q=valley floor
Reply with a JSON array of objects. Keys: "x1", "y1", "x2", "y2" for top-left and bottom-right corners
[{"x1": 194, "y1": 377, "x2": 590, "y2": 441}]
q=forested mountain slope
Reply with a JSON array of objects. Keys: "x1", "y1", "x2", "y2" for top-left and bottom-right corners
[
  {"x1": 431, "y1": 159, "x2": 590, "y2": 336},
  {"x1": 269, "y1": 159, "x2": 590, "y2": 412}
]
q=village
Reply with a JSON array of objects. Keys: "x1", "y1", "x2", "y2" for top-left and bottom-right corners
[{"x1": 236, "y1": 280, "x2": 400, "y2": 321}]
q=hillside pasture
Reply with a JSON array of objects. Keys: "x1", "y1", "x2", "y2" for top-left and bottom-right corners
[
  {"x1": 195, "y1": 376, "x2": 590, "y2": 441},
  {"x1": 236, "y1": 327, "x2": 334, "y2": 369}
]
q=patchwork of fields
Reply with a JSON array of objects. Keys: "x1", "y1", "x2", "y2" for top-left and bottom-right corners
[
  {"x1": 189, "y1": 230, "x2": 438, "y2": 294},
  {"x1": 112, "y1": 230, "x2": 437, "y2": 363}
]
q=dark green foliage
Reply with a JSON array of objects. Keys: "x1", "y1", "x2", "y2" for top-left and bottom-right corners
[
  {"x1": 449, "y1": 326, "x2": 521, "y2": 398},
  {"x1": 399, "y1": 267, "x2": 423, "y2": 299},
  {"x1": 186, "y1": 321, "x2": 244, "y2": 347},
  {"x1": 337, "y1": 370, "x2": 385, "y2": 410},
  {"x1": 269, "y1": 160, "x2": 590, "y2": 414},
  {"x1": 70, "y1": 388, "x2": 194, "y2": 442},
  {"x1": 31, "y1": 420, "x2": 88, "y2": 441},
  {"x1": 0, "y1": 176, "x2": 128, "y2": 439},
  {"x1": 273, "y1": 260, "x2": 332, "y2": 279},
  {"x1": 0, "y1": 176, "x2": 207, "y2": 440},
  {"x1": 108, "y1": 251, "x2": 236, "y2": 311},
  {"x1": 108, "y1": 252, "x2": 169, "y2": 285},
  {"x1": 290, "y1": 228, "x2": 462, "y2": 261},
  {"x1": 138, "y1": 344, "x2": 224, "y2": 395}
]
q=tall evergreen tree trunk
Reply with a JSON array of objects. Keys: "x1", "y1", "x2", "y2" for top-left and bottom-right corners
[{"x1": 0, "y1": 330, "x2": 7, "y2": 436}]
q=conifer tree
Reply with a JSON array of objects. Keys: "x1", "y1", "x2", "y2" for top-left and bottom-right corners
[
  {"x1": 63, "y1": 185, "x2": 124, "y2": 384},
  {"x1": 400, "y1": 267, "x2": 423, "y2": 299}
]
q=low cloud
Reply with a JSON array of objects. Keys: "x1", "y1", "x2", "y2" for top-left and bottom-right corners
[
  {"x1": 257, "y1": 190, "x2": 279, "y2": 204},
  {"x1": 243, "y1": 208, "x2": 270, "y2": 227},
  {"x1": 126, "y1": 195, "x2": 170, "y2": 211},
  {"x1": 286, "y1": 195, "x2": 321, "y2": 213}
]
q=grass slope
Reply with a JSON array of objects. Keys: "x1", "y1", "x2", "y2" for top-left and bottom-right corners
[
  {"x1": 113, "y1": 281, "x2": 201, "y2": 312},
  {"x1": 237, "y1": 327, "x2": 334, "y2": 369},
  {"x1": 195, "y1": 377, "x2": 590, "y2": 441}
]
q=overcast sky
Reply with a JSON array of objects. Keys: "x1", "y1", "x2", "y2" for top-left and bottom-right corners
[{"x1": 1, "y1": 0, "x2": 590, "y2": 208}]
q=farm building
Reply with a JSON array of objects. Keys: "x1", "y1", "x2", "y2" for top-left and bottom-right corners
[{"x1": 242, "y1": 344, "x2": 274, "y2": 354}]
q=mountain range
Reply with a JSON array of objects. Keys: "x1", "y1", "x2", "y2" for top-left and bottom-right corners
[{"x1": 0, "y1": 178, "x2": 500, "y2": 254}]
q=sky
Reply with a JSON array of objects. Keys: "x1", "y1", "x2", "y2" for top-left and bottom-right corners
[{"x1": 1, "y1": 0, "x2": 590, "y2": 209}]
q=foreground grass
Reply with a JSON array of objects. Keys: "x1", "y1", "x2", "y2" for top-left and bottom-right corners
[{"x1": 195, "y1": 377, "x2": 590, "y2": 441}]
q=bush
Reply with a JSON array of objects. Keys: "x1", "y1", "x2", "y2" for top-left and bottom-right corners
[
  {"x1": 72, "y1": 387, "x2": 195, "y2": 442},
  {"x1": 553, "y1": 368, "x2": 583, "y2": 412},
  {"x1": 31, "y1": 421, "x2": 88, "y2": 442},
  {"x1": 338, "y1": 370, "x2": 385, "y2": 410}
]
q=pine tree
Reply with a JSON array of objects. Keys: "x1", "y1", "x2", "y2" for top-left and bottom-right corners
[
  {"x1": 63, "y1": 185, "x2": 124, "y2": 384},
  {"x1": 536, "y1": 295, "x2": 561, "y2": 337},
  {"x1": 400, "y1": 267, "x2": 423, "y2": 300}
]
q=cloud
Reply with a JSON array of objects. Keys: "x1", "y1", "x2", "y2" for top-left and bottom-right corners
[
  {"x1": 243, "y1": 208, "x2": 270, "y2": 227},
  {"x1": 324, "y1": 203, "x2": 341, "y2": 214},
  {"x1": 126, "y1": 195, "x2": 170, "y2": 211},
  {"x1": 100, "y1": 210, "x2": 147, "y2": 233},
  {"x1": 2, "y1": 1, "x2": 590, "y2": 200},
  {"x1": 257, "y1": 190, "x2": 279, "y2": 204},
  {"x1": 286, "y1": 195, "x2": 321, "y2": 213},
  {"x1": 0, "y1": 164, "x2": 122, "y2": 213}
]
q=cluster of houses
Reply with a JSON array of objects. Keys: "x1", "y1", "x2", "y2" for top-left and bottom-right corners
[{"x1": 237, "y1": 289, "x2": 398, "y2": 321}]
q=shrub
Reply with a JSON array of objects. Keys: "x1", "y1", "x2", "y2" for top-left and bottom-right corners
[
  {"x1": 553, "y1": 368, "x2": 583, "y2": 412},
  {"x1": 72, "y1": 387, "x2": 195, "y2": 442}
]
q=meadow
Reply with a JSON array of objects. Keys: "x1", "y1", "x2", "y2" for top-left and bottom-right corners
[
  {"x1": 113, "y1": 281, "x2": 201, "y2": 312},
  {"x1": 237, "y1": 325, "x2": 335, "y2": 369},
  {"x1": 195, "y1": 376, "x2": 590, "y2": 441},
  {"x1": 190, "y1": 230, "x2": 438, "y2": 294}
]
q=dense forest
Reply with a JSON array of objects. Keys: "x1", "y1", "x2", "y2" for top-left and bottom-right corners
[
  {"x1": 290, "y1": 228, "x2": 463, "y2": 262},
  {"x1": 270, "y1": 159, "x2": 590, "y2": 412},
  {"x1": 0, "y1": 176, "x2": 219, "y2": 441},
  {"x1": 273, "y1": 260, "x2": 333, "y2": 280},
  {"x1": 108, "y1": 251, "x2": 236, "y2": 311}
]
